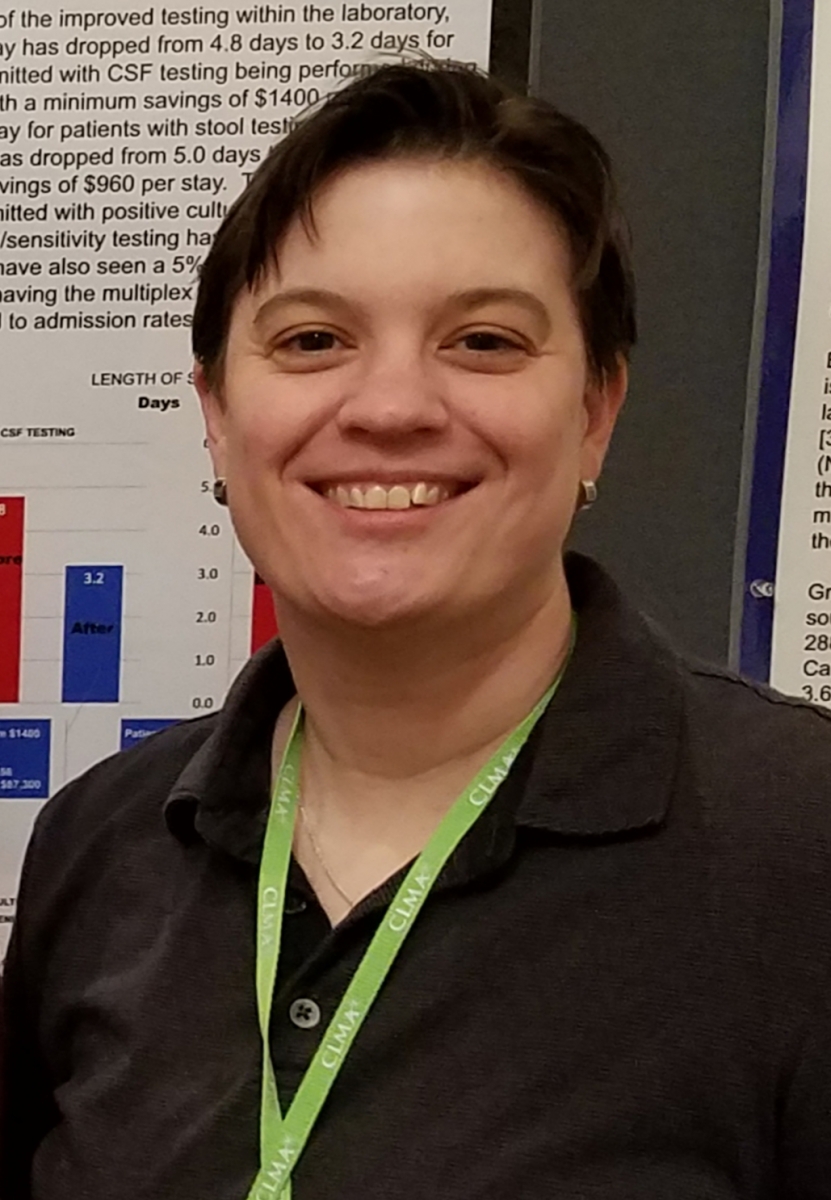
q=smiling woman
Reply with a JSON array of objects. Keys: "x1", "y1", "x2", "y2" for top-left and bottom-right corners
[{"x1": 5, "y1": 60, "x2": 831, "y2": 1200}]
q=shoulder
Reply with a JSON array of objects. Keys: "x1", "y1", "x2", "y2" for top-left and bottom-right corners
[
  {"x1": 673, "y1": 654, "x2": 831, "y2": 900},
  {"x1": 7, "y1": 716, "x2": 220, "y2": 991},
  {"x1": 673, "y1": 661, "x2": 831, "y2": 1073},
  {"x1": 27, "y1": 715, "x2": 218, "y2": 867},
  {"x1": 17, "y1": 638, "x2": 293, "y2": 923},
  {"x1": 680, "y1": 655, "x2": 831, "y2": 794}
]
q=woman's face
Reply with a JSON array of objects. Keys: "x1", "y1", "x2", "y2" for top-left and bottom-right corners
[{"x1": 197, "y1": 157, "x2": 626, "y2": 631}]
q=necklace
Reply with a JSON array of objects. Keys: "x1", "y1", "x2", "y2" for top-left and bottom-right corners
[{"x1": 297, "y1": 796, "x2": 355, "y2": 907}]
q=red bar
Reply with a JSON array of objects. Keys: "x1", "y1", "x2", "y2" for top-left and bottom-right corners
[
  {"x1": 251, "y1": 573, "x2": 278, "y2": 654},
  {"x1": 0, "y1": 497, "x2": 25, "y2": 702}
]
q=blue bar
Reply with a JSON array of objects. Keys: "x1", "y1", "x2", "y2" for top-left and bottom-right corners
[
  {"x1": 62, "y1": 566, "x2": 124, "y2": 703},
  {"x1": 0, "y1": 719, "x2": 51, "y2": 800},
  {"x1": 120, "y1": 719, "x2": 178, "y2": 751}
]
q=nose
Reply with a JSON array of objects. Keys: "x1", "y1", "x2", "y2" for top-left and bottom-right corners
[{"x1": 335, "y1": 344, "x2": 450, "y2": 443}]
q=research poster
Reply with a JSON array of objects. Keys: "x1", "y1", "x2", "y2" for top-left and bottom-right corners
[
  {"x1": 0, "y1": 0, "x2": 494, "y2": 955},
  {"x1": 739, "y1": 0, "x2": 831, "y2": 700},
  {"x1": 769, "y1": 0, "x2": 831, "y2": 699}
]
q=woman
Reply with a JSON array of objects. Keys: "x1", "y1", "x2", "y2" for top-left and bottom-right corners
[{"x1": 3, "y1": 63, "x2": 831, "y2": 1199}]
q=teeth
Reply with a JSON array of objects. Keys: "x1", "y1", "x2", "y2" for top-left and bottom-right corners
[
  {"x1": 364, "y1": 485, "x2": 388, "y2": 510},
  {"x1": 386, "y1": 485, "x2": 411, "y2": 510},
  {"x1": 324, "y1": 482, "x2": 453, "y2": 510}
]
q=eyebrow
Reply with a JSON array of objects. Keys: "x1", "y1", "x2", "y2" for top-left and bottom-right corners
[
  {"x1": 253, "y1": 288, "x2": 356, "y2": 330},
  {"x1": 447, "y1": 288, "x2": 551, "y2": 331},
  {"x1": 252, "y1": 286, "x2": 551, "y2": 332}
]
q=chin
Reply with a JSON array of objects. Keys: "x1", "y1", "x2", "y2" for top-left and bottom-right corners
[
  {"x1": 304, "y1": 572, "x2": 447, "y2": 630},
  {"x1": 319, "y1": 592, "x2": 433, "y2": 630}
]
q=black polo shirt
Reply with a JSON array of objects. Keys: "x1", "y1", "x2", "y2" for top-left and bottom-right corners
[{"x1": 4, "y1": 554, "x2": 831, "y2": 1199}]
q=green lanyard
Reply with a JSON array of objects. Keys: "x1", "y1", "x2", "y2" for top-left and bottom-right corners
[{"x1": 246, "y1": 635, "x2": 573, "y2": 1200}]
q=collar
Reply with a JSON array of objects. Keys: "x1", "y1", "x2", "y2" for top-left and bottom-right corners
[
  {"x1": 515, "y1": 554, "x2": 684, "y2": 836},
  {"x1": 164, "y1": 553, "x2": 683, "y2": 861},
  {"x1": 164, "y1": 638, "x2": 295, "y2": 860}
]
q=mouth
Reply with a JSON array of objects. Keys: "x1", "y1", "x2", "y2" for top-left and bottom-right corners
[{"x1": 309, "y1": 479, "x2": 477, "y2": 512}]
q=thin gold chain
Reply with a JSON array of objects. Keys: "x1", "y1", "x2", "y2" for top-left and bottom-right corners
[{"x1": 297, "y1": 798, "x2": 355, "y2": 907}]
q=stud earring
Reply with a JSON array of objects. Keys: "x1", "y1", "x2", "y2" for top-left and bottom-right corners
[
  {"x1": 213, "y1": 478, "x2": 228, "y2": 506},
  {"x1": 578, "y1": 480, "x2": 598, "y2": 510}
]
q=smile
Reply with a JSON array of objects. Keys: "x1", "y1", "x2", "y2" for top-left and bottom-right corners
[{"x1": 318, "y1": 480, "x2": 473, "y2": 511}]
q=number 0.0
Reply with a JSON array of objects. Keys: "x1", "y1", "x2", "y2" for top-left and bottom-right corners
[{"x1": 192, "y1": 696, "x2": 215, "y2": 710}]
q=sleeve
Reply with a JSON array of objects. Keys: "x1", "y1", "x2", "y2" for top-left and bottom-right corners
[
  {"x1": 0, "y1": 824, "x2": 59, "y2": 1200},
  {"x1": 777, "y1": 981, "x2": 831, "y2": 1198}
]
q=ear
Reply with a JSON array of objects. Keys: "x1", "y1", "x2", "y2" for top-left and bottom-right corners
[
  {"x1": 193, "y1": 360, "x2": 228, "y2": 479},
  {"x1": 580, "y1": 356, "x2": 628, "y2": 483}
]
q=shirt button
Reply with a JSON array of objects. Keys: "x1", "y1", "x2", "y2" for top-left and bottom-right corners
[{"x1": 289, "y1": 998, "x2": 321, "y2": 1029}]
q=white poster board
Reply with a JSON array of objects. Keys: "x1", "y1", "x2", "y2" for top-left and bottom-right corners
[
  {"x1": 769, "y1": 3, "x2": 831, "y2": 699},
  {"x1": 0, "y1": 0, "x2": 494, "y2": 955},
  {"x1": 738, "y1": 1, "x2": 831, "y2": 700}
]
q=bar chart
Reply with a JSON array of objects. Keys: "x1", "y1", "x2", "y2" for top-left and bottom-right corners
[
  {"x1": 0, "y1": 338, "x2": 284, "y2": 804},
  {"x1": 0, "y1": 495, "x2": 278, "y2": 770},
  {"x1": 0, "y1": 380, "x2": 283, "y2": 965}
]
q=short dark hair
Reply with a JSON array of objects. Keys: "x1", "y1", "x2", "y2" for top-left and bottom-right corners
[{"x1": 192, "y1": 61, "x2": 636, "y2": 386}]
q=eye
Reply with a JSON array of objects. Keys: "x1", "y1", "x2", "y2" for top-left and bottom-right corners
[
  {"x1": 284, "y1": 330, "x2": 339, "y2": 353},
  {"x1": 268, "y1": 325, "x2": 352, "y2": 373},
  {"x1": 459, "y1": 331, "x2": 523, "y2": 353},
  {"x1": 440, "y1": 327, "x2": 531, "y2": 374}
]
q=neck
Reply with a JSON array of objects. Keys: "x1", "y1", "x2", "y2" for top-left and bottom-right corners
[{"x1": 276, "y1": 564, "x2": 573, "y2": 788}]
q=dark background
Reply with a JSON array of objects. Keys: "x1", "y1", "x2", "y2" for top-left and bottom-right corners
[{"x1": 490, "y1": 0, "x2": 774, "y2": 664}]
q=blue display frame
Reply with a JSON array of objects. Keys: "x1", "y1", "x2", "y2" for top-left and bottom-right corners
[
  {"x1": 739, "y1": 0, "x2": 815, "y2": 679},
  {"x1": 0, "y1": 720, "x2": 51, "y2": 801},
  {"x1": 120, "y1": 719, "x2": 178, "y2": 751}
]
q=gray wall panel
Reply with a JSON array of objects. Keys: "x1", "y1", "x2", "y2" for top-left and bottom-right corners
[{"x1": 534, "y1": 0, "x2": 771, "y2": 661}]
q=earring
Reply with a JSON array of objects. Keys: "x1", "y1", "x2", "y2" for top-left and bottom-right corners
[
  {"x1": 578, "y1": 480, "x2": 598, "y2": 510},
  {"x1": 213, "y1": 478, "x2": 228, "y2": 506}
]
